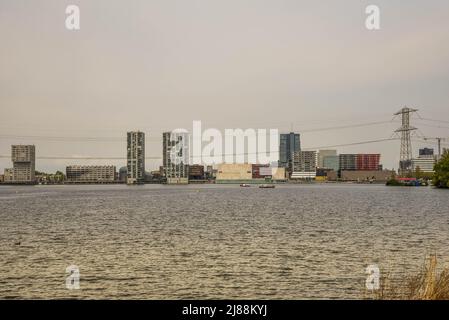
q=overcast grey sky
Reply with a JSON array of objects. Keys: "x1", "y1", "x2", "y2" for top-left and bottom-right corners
[{"x1": 1, "y1": 0, "x2": 449, "y2": 172}]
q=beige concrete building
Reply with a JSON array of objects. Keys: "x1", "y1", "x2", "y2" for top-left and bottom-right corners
[
  {"x1": 3, "y1": 168, "x2": 13, "y2": 182},
  {"x1": 271, "y1": 167, "x2": 286, "y2": 180},
  {"x1": 216, "y1": 163, "x2": 252, "y2": 183},
  {"x1": 11, "y1": 145, "x2": 35, "y2": 183}
]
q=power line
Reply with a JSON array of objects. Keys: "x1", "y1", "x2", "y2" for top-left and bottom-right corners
[
  {"x1": 0, "y1": 138, "x2": 398, "y2": 160},
  {"x1": 418, "y1": 117, "x2": 449, "y2": 124},
  {"x1": 301, "y1": 138, "x2": 397, "y2": 150},
  {"x1": 0, "y1": 121, "x2": 397, "y2": 142},
  {"x1": 415, "y1": 122, "x2": 449, "y2": 130},
  {"x1": 300, "y1": 121, "x2": 395, "y2": 133}
]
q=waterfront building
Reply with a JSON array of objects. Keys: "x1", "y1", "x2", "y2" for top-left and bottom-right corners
[
  {"x1": 339, "y1": 154, "x2": 357, "y2": 171},
  {"x1": 150, "y1": 170, "x2": 162, "y2": 182},
  {"x1": 339, "y1": 154, "x2": 381, "y2": 171},
  {"x1": 127, "y1": 131, "x2": 145, "y2": 184},
  {"x1": 118, "y1": 166, "x2": 128, "y2": 183},
  {"x1": 323, "y1": 155, "x2": 339, "y2": 172},
  {"x1": 290, "y1": 151, "x2": 317, "y2": 180},
  {"x1": 293, "y1": 151, "x2": 317, "y2": 173},
  {"x1": 356, "y1": 154, "x2": 381, "y2": 171},
  {"x1": 271, "y1": 167, "x2": 286, "y2": 181},
  {"x1": 189, "y1": 164, "x2": 205, "y2": 180},
  {"x1": 205, "y1": 165, "x2": 216, "y2": 180},
  {"x1": 316, "y1": 168, "x2": 334, "y2": 180},
  {"x1": 290, "y1": 171, "x2": 316, "y2": 179},
  {"x1": 279, "y1": 132, "x2": 300, "y2": 170},
  {"x1": 216, "y1": 163, "x2": 252, "y2": 183},
  {"x1": 3, "y1": 168, "x2": 13, "y2": 183},
  {"x1": 419, "y1": 148, "x2": 434, "y2": 157},
  {"x1": 317, "y1": 150, "x2": 337, "y2": 168},
  {"x1": 66, "y1": 165, "x2": 116, "y2": 183},
  {"x1": 252, "y1": 164, "x2": 271, "y2": 179},
  {"x1": 411, "y1": 155, "x2": 436, "y2": 173},
  {"x1": 163, "y1": 131, "x2": 189, "y2": 184},
  {"x1": 339, "y1": 170, "x2": 394, "y2": 182},
  {"x1": 11, "y1": 145, "x2": 35, "y2": 183},
  {"x1": 250, "y1": 164, "x2": 286, "y2": 181}
]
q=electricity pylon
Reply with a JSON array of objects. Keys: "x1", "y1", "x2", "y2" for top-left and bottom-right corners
[{"x1": 394, "y1": 107, "x2": 418, "y2": 175}]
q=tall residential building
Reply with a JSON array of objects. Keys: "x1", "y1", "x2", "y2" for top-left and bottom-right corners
[
  {"x1": 317, "y1": 150, "x2": 337, "y2": 168},
  {"x1": 127, "y1": 131, "x2": 145, "y2": 184},
  {"x1": 163, "y1": 131, "x2": 189, "y2": 184},
  {"x1": 293, "y1": 151, "x2": 317, "y2": 172},
  {"x1": 291, "y1": 151, "x2": 317, "y2": 179},
  {"x1": 279, "y1": 132, "x2": 300, "y2": 170},
  {"x1": 66, "y1": 165, "x2": 116, "y2": 183},
  {"x1": 11, "y1": 145, "x2": 35, "y2": 183}
]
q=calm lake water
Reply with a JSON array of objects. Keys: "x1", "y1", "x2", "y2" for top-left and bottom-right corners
[{"x1": 0, "y1": 184, "x2": 448, "y2": 299}]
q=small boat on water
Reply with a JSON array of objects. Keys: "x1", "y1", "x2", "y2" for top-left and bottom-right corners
[
  {"x1": 240, "y1": 184, "x2": 251, "y2": 187},
  {"x1": 259, "y1": 184, "x2": 275, "y2": 189}
]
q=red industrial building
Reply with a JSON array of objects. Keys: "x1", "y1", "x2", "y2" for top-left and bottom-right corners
[{"x1": 356, "y1": 154, "x2": 381, "y2": 171}]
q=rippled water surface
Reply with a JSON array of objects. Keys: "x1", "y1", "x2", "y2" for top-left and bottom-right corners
[{"x1": 1, "y1": 184, "x2": 448, "y2": 299}]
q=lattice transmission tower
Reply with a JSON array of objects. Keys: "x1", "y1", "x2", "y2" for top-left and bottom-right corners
[{"x1": 394, "y1": 107, "x2": 418, "y2": 174}]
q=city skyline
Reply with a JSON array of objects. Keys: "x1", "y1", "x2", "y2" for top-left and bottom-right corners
[
  {"x1": 0, "y1": 124, "x2": 446, "y2": 174},
  {"x1": 1, "y1": 0, "x2": 449, "y2": 172},
  {"x1": 1, "y1": 1, "x2": 449, "y2": 304}
]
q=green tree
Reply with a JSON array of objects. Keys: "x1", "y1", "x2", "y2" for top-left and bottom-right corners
[{"x1": 433, "y1": 151, "x2": 449, "y2": 188}]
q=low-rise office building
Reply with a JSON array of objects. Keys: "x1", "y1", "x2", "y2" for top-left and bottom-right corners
[
  {"x1": 189, "y1": 164, "x2": 205, "y2": 180},
  {"x1": 338, "y1": 170, "x2": 394, "y2": 182},
  {"x1": 317, "y1": 150, "x2": 337, "y2": 168},
  {"x1": 411, "y1": 156, "x2": 436, "y2": 173},
  {"x1": 216, "y1": 163, "x2": 252, "y2": 183},
  {"x1": 323, "y1": 155, "x2": 339, "y2": 172},
  {"x1": 291, "y1": 171, "x2": 316, "y2": 180},
  {"x1": 66, "y1": 165, "x2": 116, "y2": 183}
]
